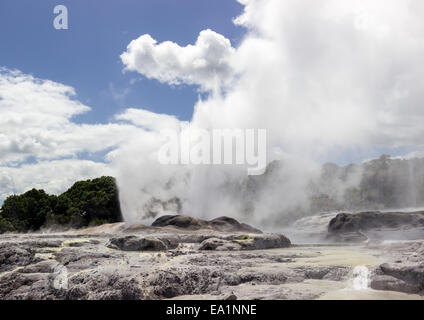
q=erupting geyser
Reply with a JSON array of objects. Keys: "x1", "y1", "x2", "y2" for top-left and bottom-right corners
[{"x1": 113, "y1": 0, "x2": 424, "y2": 228}]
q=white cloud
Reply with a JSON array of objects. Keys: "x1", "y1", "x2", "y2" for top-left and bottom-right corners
[
  {"x1": 115, "y1": 108, "x2": 183, "y2": 132},
  {"x1": 0, "y1": 160, "x2": 114, "y2": 201},
  {"x1": 120, "y1": 29, "x2": 236, "y2": 91},
  {"x1": 0, "y1": 68, "x2": 142, "y2": 166},
  {"x1": 0, "y1": 68, "x2": 172, "y2": 202}
]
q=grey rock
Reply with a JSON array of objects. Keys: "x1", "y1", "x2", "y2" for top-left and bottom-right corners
[
  {"x1": 66, "y1": 270, "x2": 144, "y2": 300},
  {"x1": 199, "y1": 234, "x2": 290, "y2": 251},
  {"x1": 107, "y1": 235, "x2": 168, "y2": 251},
  {"x1": 151, "y1": 215, "x2": 262, "y2": 233},
  {"x1": 328, "y1": 211, "x2": 424, "y2": 234},
  {"x1": 157, "y1": 237, "x2": 179, "y2": 250},
  {"x1": 152, "y1": 215, "x2": 209, "y2": 230},
  {"x1": 327, "y1": 231, "x2": 369, "y2": 243},
  {"x1": 371, "y1": 274, "x2": 422, "y2": 294},
  {"x1": 198, "y1": 238, "x2": 241, "y2": 251},
  {"x1": 305, "y1": 268, "x2": 330, "y2": 280},
  {"x1": 223, "y1": 292, "x2": 237, "y2": 300},
  {"x1": 378, "y1": 262, "x2": 424, "y2": 290},
  {"x1": 149, "y1": 268, "x2": 218, "y2": 299},
  {"x1": 0, "y1": 245, "x2": 38, "y2": 273},
  {"x1": 54, "y1": 249, "x2": 112, "y2": 271},
  {"x1": 229, "y1": 234, "x2": 291, "y2": 250},
  {"x1": 21, "y1": 240, "x2": 63, "y2": 248},
  {"x1": 21, "y1": 260, "x2": 59, "y2": 274},
  {"x1": 209, "y1": 216, "x2": 262, "y2": 234},
  {"x1": 0, "y1": 260, "x2": 63, "y2": 300},
  {"x1": 2, "y1": 217, "x2": 423, "y2": 300}
]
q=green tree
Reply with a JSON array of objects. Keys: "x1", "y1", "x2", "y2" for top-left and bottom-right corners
[
  {"x1": 58, "y1": 176, "x2": 122, "y2": 226},
  {"x1": 0, "y1": 189, "x2": 55, "y2": 232},
  {"x1": 0, "y1": 176, "x2": 122, "y2": 233}
]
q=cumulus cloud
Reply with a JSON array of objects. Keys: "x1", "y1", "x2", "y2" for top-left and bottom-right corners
[
  {"x1": 120, "y1": 29, "x2": 236, "y2": 91},
  {"x1": 0, "y1": 68, "x2": 172, "y2": 202},
  {"x1": 0, "y1": 68, "x2": 142, "y2": 166}
]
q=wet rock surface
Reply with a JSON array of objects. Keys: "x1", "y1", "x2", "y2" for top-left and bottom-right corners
[
  {"x1": 328, "y1": 211, "x2": 424, "y2": 234},
  {"x1": 370, "y1": 259, "x2": 424, "y2": 294},
  {"x1": 324, "y1": 211, "x2": 424, "y2": 244},
  {"x1": 326, "y1": 231, "x2": 369, "y2": 243},
  {"x1": 367, "y1": 241, "x2": 424, "y2": 296}
]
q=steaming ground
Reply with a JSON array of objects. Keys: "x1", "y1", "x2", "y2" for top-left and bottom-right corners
[
  {"x1": 1, "y1": 210, "x2": 424, "y2": 300},
  {"x1": 283, "y1": 210, "x2": 424, "y2": 244}
]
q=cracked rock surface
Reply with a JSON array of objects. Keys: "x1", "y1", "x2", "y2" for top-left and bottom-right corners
[{"x1": 1, "y1": 214, "x2": 424, "y2": 300}]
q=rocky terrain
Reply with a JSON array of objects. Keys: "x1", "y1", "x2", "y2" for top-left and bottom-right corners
[
  {"x1": 327, "y1": 210, "x2": 424, "y2": 242},
  {"x1": 0, "y1": 213, "x2": 423, "y2": 300}
]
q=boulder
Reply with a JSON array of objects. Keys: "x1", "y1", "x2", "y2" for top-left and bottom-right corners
[
  {"x1": 152, "y1": 215, "x2": 208, "y2": 230},
  {"x1": 328, "y1": 211, "x2": 424, "y2": 234},
  {"x1": 368, "y1": 262, "x2": 424, "y2": 295},
  {"x1": 223, "y1": 292, "x2": 237, "y2": 300},
  {"x1": 230, "y1": 234, "x2": 291, "y2": 250},
  {"x1": 209, "y1": 216, "x2": 262, "y2": 233},
  {"x1": 379, "y1": 263, "x2": 424, "y2": 288},
  {"x1": 199, "y1": 234, "x2": 291, "y2": 251},
  {"x1": 151, "y1": 214, "x2": 262, "y2": 233},
  {"x1": 371, "y1": 274, "x2": 421, "y2": 294},
  {"x1": 107, "y1": 236, "x2": 168, "y2": 251},
  {"x1": 198, "y1": 238, "x2": 241, "y2": 251}
]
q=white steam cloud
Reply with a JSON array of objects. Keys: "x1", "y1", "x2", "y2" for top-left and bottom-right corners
[{"x1": 116, "y1": 0, "x2": 424, "y2": 228}]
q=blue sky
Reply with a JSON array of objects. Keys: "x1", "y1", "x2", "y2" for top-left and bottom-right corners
[
  {"x1": 1, "y1": 0, "x2": 424, "y2": 204},
  {"x1": 0, "y1": 0, "x2": 245, "y2": 123}
]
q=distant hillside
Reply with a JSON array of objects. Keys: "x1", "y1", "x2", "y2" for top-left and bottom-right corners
[
  {"x1": 309, "y1": 155, "x2": 424, "y2": 212},
  {"x1": 230, "y1": 154, "x2": 424, "y2": 226}
]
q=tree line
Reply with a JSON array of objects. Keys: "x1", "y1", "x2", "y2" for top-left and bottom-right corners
[{"x1": 0, "y1": 176, "x2": 122, "y2": 233}]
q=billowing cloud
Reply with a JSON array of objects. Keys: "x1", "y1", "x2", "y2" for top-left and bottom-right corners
[
  {"x1": 220, "y1": 0, "x2": 424, "y2": 155},
  {"x1": 120, "y1": 29, "x2": 236, "y2": 91},
  {"x1": 116, "y1": 0, "x2": 424, "y2": 227}
]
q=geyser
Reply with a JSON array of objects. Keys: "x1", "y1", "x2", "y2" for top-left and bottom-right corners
[{"x1": 113, "y1": 0, "x2": 424, "y2": 228}]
